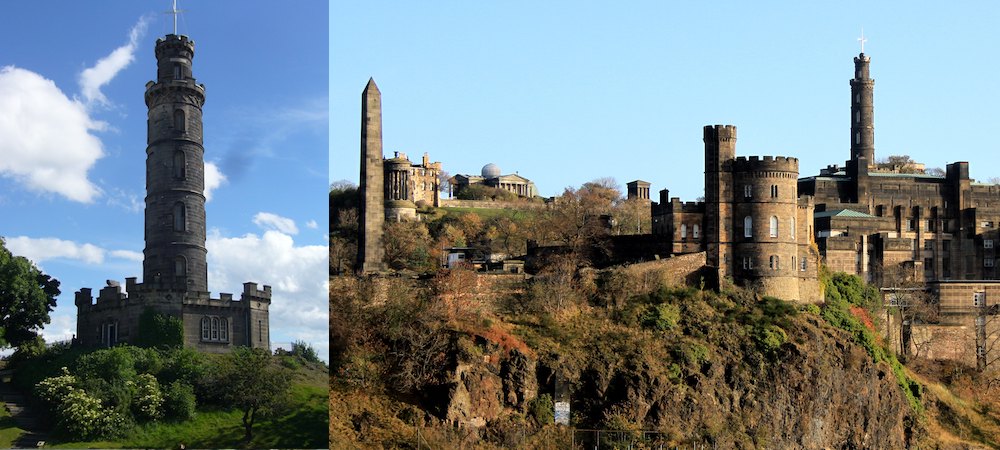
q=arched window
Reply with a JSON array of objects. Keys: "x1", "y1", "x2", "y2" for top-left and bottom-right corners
[
  {"x1": 791, "y1": 217, "x2": 796, "y2": 239},
  {"x1": 174, "y1": 109, "x2": 186, "y2": 132},
  {"x1": 692, "y1": 224, "x2": 700, "y2": 239},
  {"x1": 173, "y1": 203, "x2": 186, "y2": 231},
  {"x1": 173, "y1": 150, "x2": 186, "y2": 179},
  {"x1": 770, "y1": 216, "x2": 779, "y2": 238},
  {"x1": 211, "y1": 317, "x2": 219, "y2": 340},
  {"x1": 220, "y1": 318, "x2": 229, "y2": 341},
  {"x1": 174, "y1": 256, "x2": 187, "y2": 276},
  {"x1": 744, "y1": 216, "x2": 753, "y2": 238},
  {"x1": 680, "y1": 224, "x2": 687, "y2": 239},
  {"x1": 201, "y1": 317, "x2": 210, "y2": 341},
  {"x1": 744, "y1": 185, "x2": 752, "y2": 198}
]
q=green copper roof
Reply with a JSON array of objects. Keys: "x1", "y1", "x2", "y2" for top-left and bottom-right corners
[{"x1": 814, "y1": 209, "x2": 878, "y2": 219}]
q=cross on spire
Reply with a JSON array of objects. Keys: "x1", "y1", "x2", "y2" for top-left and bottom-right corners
[
  {"x1": 858, "y1": 28, "x2": 867, "y2": 54},
  {"x1": 166, "y1": 0, "x2": 184, "y2": 35}
]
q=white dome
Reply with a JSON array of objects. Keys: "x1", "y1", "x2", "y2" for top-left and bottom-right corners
[{"x1": 481, "y1": 163, "x2": 501, "y2": 178}]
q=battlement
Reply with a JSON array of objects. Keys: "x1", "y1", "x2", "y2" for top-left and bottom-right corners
[
  {"x1": 733, "y1": 155, "x2": 799, "y2": 174},
  {"x1": 703, "y1": 124, "x2": 737, "y2": 142},
  {"x1": 155, "y1": 34, "x2": 195, "y2": 59}
]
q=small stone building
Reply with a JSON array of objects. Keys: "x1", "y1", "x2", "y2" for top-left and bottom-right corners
[
  {"x1": 451, "y1": 163, "x2": 537, "y2": 199},
  {"x1": 74, "y1": 33, "x2": 270, "y2": 353}
]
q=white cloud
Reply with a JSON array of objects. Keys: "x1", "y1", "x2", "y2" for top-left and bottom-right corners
[
  {"x1": 5, "y1": 236, "x2": 142, "y2": 267},
  {"x1": 79, "y1": 16, "x2": 149, "y2": 106},
  {"x1": 305, "y1": 219, "x2": 318, "y2": 229},
  {"x1": 5, "y1": 236, "x2": 106, "y2": 265},
  {"x1": 0, "y1": 66, "x2": 105, "y2": 202},
  {"x1": 252, "y1": 212, "x2": 299, "y2": 235},
  {"x1": 206, "y1": 229, "x2": 328, "y2": 360},
  {"x1": 40, "y1": 312, "x2": 76, "y2": 344},
  {"x1": 109, "y1": 249, "x2": 144, "y2": 262},
  {"x1": 204, "y1": 161, "x2": 226, "y2": 202}
]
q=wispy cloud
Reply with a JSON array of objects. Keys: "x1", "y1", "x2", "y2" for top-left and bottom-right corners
[
  {"x1": 79, "y1": 16, "x2": 149, "y2": 107},
  {"x1": 305, "y1": 220, "x2": 318, "y2": 230},
  {"x1": 253, "y1": 212, "x2": 299, "y2": 235}
]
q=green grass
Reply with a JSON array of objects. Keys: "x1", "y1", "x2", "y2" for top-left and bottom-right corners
[
  {"x1": 44, "y1": 359, "x2": 329, "y2": 449},
  {"x1": 441, "y1": 206, "x2": 538, "y2": 221},
  {"x1": 0, "y1": 404, "x2": 26, "y2": 448}
]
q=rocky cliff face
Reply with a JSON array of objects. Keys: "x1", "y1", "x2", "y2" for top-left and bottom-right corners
[{"x1": 432, "y1": 311, "x2": 915, "y2": 449}]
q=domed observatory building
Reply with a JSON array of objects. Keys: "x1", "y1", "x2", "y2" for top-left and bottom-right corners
[{"x1": 451, "y1": 163, "x2": 538, "y2": 199}]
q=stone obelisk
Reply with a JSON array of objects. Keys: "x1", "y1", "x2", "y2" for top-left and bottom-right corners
[{"x1": 358, "y1": 78, "x2": 385, "y2": 273}]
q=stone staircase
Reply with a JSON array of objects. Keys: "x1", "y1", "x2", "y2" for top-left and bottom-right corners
[{"x1": 0, "y1": 377, "x2": 48, "y2": 448}]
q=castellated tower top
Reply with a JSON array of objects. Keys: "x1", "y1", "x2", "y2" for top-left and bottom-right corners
[{"x1": 704, "y1": 124, "x2": 737, "y2": 142}]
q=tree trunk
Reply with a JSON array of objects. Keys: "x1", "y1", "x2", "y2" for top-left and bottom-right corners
[{"x1": 243, "y1": 406, "x2": 257, "y2": 443}]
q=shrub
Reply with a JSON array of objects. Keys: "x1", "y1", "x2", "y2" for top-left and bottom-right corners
[
  {"x1": 132, "y1": 373, "x2": 164, "y2": 421},
  {"x1": 639, "y1": 303, "x2": 680, "y2": 331},
  {"x1": 529, "y1": 394, "x2": 554, "y2": 426},
  {"x1": 160, "y1": 347, "x2": 209, "y2": 385},
  {"x1": 163, "y1": 381, "x2": 196, "y2": 421},
  {"x1": 135, "y1": 308, "x2": 184, "y2": 349},
  {"x1": 752, "y1": 324, "x2": 787, "y2": 357},
  {"x1": 36, "y1": 368, "x2": 125, "y2": 439}
]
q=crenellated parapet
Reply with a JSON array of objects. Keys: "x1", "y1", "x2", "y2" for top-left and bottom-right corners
[{"x1": 733, "y1": 156, "x2": 799, "y2": 176}]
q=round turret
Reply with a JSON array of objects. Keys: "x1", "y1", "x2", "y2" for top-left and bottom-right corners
[
  {"x1": 732, "y1": 155, "x2": 800, "y2": 299},
  {"x1": 482, "y1": 163, "x2": 501, "y2": 179}
]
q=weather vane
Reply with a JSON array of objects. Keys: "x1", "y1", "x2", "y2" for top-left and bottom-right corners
[
  {"x1": 166, "y1": 0, "x2": 184, "y2": 35},
  {"x1": 858, "y1": 28, "x2": 867, "y2": 54}
]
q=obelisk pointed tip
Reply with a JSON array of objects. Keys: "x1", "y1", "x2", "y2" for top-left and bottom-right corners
[{"x1": 364, "y1": 77, "x2": 379, "y2": 93}]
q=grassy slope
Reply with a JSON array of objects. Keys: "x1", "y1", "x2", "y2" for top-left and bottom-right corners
[
  {"x1": 46, "y1": 359, "x2": 328, "y2": 449},
  {"x1": 0, "y1": 403, "x2": 25, "y2": 448}
]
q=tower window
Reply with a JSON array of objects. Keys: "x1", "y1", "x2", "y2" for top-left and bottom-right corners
[
  {"x1": 855, "y1": 133, "x2": 861, "y2": 145},
  {"x1": 174, "y1": 109, "x2": 186, "y2": 132},
  {"x1": 680, "y1": 224, "x2": 687, "y2": 239},
  {"x1": 800, "y1": 258, "x2": 807, "y2": 271},
  {"x1": 770, "y1": 255, "x2": 780, "y2": 270},
  {"x1": 791, "y1": 217, "x2": 796, "y2": 239},
  {"x1": 744, "y1": 185, "x2": 752, "y2": 198},
  {"x1": 770, "y1": 216, "x2": 778, "y2": 238},
  {"x1": 692, "y1": 224, "x2": 700, "y2": 239},
  {"x1": 770, "y1": 185, "x2": 778, "y2": 198},
  {"x1": 744, "y1": 216, "x2": 753, "y2": 238},
  {"x1": 201, "y1": 317, "x2": 210, "y2": 341},
  {"x1": 855, "y1": 111, "x2": 860, "y2": 123},
  {"x1": 173, "y1": 150, "x2": 186, "y2": 179},
  {"x1": 173, "y1": 64, "x2": 181, "y2": 79},
  {"x1": 174, "y1": 256, "x2": 187, "y2": 276},
  {"x1": 173, "y1": 203, "x2": 186, "y2": 231}
]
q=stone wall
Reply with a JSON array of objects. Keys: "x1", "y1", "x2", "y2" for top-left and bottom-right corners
[{"x1": 439, "y1": 198, "x2": 547, "y2": 210}]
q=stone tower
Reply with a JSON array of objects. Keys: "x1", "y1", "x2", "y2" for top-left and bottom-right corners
[
  {"x1": 732, "y1": 156, "x2": 800, "y2": 297},
  {"x1": 143, "y1": 34, "x2": 208, "y2": 292},
  {"x1": 75, "y1": 31, "x2": 271, "y2": 352},
  {"x1": 704, "y1": 125, "x2": 737, "y2": 280},
  {"x1": 358, "y1": 78, "x2": 386, "y2": 272},
  {"x1": 850, "y1": 52, "x2": 875, "y2": 166}
]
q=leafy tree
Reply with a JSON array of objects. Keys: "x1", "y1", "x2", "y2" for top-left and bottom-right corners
[
  {"x1": 0, "y1": 238, "x2": 60, "y2": 349},
  {"x1": 290, "y1": 340, "x2": 321, "y2": 363},
  {"x1": 213, "y1": 347, "x2": 291, "y2": 443}
]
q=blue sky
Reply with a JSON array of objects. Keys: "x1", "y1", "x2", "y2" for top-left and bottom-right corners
[
  {"x1": 1, "y1": 1, "x2": 329, "y2": 359},
  {"x1": 332, "y1": 2, "x2": 1000, "y2": 199}
]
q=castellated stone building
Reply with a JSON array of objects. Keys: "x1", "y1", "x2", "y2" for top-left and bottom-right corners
[
  {"x1": 797, "y1": 51, "x2": 1000, "y2": 367},
  {"x1": 652, "y1": 126, "x2": 821, "y2": 303},
  {"x1": 74, "y1": 33, "x2": 270, "y2": 352}
]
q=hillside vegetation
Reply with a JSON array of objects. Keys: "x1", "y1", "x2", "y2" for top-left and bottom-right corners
[{"x1": 331, "y1": 263, "x2": 1000, "y2": 449}]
